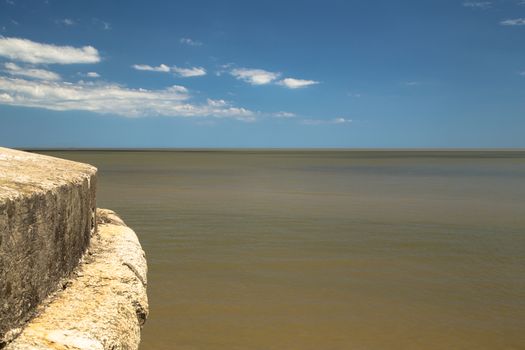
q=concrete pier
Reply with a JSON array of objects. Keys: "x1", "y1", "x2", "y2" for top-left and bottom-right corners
[{"x1": 0, "y1": 148, "x2": 148, "y2": 349}]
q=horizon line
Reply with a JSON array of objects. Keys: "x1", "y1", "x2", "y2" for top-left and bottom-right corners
[{"x1": 11, "y1": 147, "x2": 525, "y2": 152}]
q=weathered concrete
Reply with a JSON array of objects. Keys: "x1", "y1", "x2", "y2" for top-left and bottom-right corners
[
  {"x1": 6, "y1": 209, "x2": 148, "y2": 350},
  {"x1": 0, "y1": 148, "x2": 97, "y2": 345}
]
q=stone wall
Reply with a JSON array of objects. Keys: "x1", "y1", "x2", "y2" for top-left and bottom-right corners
[
  {"x1": 0, "y1": 147, "x2": 97, "y2": 345},
  {"x1": 5, "y1": 209, "x2": 148, "y2": 350}
]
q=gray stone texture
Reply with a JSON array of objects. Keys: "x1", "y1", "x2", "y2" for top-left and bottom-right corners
[{"x1": 0, "y1": 148, "x2": 97, "y2": 345}]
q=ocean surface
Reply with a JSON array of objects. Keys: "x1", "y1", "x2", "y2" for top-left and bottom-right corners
[{"x1": 40, "y1": 150, "x2": 525, "y2": 350}]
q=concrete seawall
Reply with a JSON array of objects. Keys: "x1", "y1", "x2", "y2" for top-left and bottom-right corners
[{"x1": 0, "y1": 148, "x2": 148, "y2": 349}]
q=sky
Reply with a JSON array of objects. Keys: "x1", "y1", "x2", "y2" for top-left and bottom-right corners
[{"x1": 0, "y1": 0, "x2": 524, "y2": 148}]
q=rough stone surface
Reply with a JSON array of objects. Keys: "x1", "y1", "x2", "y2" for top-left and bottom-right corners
[
  {"x1": 5, "y1": 209, "x2": 148, "y2": 350},
  {"x1": 0, "y1": 148, "x2": 97, "y2": 344}
]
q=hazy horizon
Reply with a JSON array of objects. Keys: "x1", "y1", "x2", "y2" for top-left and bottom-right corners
[{"x1": 18, "y1": 147, "x2": 525, "y2": 151}]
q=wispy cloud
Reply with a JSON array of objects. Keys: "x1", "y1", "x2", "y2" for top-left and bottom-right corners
[
  {"x1": 171, "y1": 66, "x2": 206, "y2": 77},
  {"x1": 404, "y1": 81, "x2": 421, "y2": 86},
  {"x1": 230, "y1": 68, "x2": 280, "y2": 85},
  {"x1": 0, "y1": 76, "x2": 255, "y2": 120},
  {"x1": 462, "y1": 1, "x2": 491, "y2": 9},
  {"x1": 92, "y1": 18, "x2": 111, "y2": 30},
  {"x1": 500, "y1": 18, "x2": 525, "y2": 26},
  {"x1": 273, "y1": 111, "x2": 296, "y2": 118},
  {"x1": 56, "y1": 18, "x2": 75, "y2": 26},
  {"x1": 0, "y1": 37, "x2": 100, "y2": 64},
  {"x1": 132, "y1": 63, "x2": 206, "y2": 77},
  {"x1": 206, "y1": 98, "x2": 227, "y2": 107},
  {"x1": 78, "y1": 71, "x2": 101, "y2": 78},
  {"x1": 301, "y1": 117, "x2": 352, "y2": 125},
  {"x1": 228, "y1": 66, "x2": 318, "y2": 89},
  {"x1": 227, "y1": 64, "x2": 319, "y2": 89},
  {"x1": 180, "y1": 37, "x2": 203, "y2": 46},
  {"x1": 278, "y1": 78, "x2": 319, "y2": 89},
  {"x1": 0, "y1": 37, "x2": 252, "y2": 121},
  {"x1": 215, "y1": 63, "x2": 234, "y2": 76},
  {"x1": 333, "y1": 117, "x2": 351, "y2": 124},
  {"x1": 3, "y1": 62, "x2": 61, "y2": 80},
  {"x1": 132, "y1": 64, "x2": 170, "y2": 72}
]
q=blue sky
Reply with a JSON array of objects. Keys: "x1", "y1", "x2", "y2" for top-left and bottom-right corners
[{"x1": 0, "y1": 0, "x2": 524, "y2": 148}]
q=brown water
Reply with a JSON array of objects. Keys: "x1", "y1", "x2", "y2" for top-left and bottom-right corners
[{"x1": 41, "y1": 151, "x2": 525, "y2": 350}]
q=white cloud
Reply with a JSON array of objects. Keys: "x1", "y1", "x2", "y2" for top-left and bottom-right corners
[
  {"x1": 0, "y1": 37, "x2": 100, "y2": 64},
  {"x1": 180, "y1": 38, "x2": 202, "y2": 46},
  {"x1": 519, "y1": 71, "x2": 525, "y2": 76},
  {"x1": 172, "y1": 66, "x2": 206, "y2": 77},
  {"x1": 278, "y1": 78, "x2": 319, "y2": 89},
  {"x1": 301, "y1": 117, "x2": 352, "y2": 125},
  {"x1": 273, "y1": 111, "x2": 296, "y2": 118},
  {"x1": 404, "y1": 81, "x2": 421, "y2": 86},
  {"x1": 463, "y1": 1, "x2": 491, "y2": 9},
  {"x1": 132, "y1": 64, "x2": 170, "y2": 72},
  {"x1": 500, "y1": 18, "x2": 525, "y2": 26},
  {"x1": 0, "y1": 76, "x2": 255, "y2": 120},
  {"x1": 230, "y1": 68, "x2": 280, "y2": 85},
  {"x1": 227, "y1": 66, "x2": 318, "y2": 89},
  {"x1": 4, "y1": 62, "x2": 61, "y2": 80}
]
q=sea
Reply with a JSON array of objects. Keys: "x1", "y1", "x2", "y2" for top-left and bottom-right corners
[{"x1": 39, "y1": 150, "x2": 525, "y2": 350}]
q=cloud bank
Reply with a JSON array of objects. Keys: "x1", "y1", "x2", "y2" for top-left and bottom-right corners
[
  {"x1": 0, "y1": 37, "x2": 100, "y2": 64},
  {"x1": 0, "y1": 76, "x2": 255, "y2": 120},
  {"x1": 4, "y1": 62, "x2": 61, "y2": 81}
]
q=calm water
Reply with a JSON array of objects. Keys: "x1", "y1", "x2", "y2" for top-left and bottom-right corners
[{"x1": 41, "y1": 151, "x2": 525, "y2": 350}]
